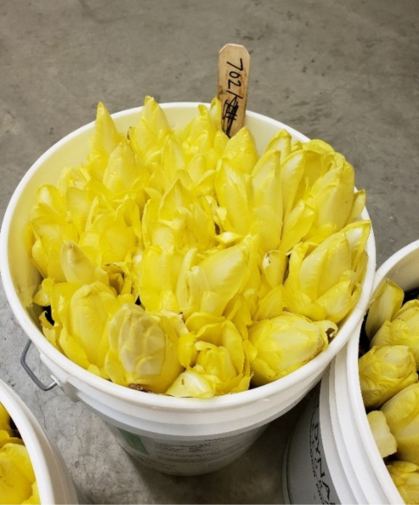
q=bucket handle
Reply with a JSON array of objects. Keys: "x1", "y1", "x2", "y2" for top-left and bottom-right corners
[{"x1": 20, "y1": 340, "x2": 57, "y2": 391}]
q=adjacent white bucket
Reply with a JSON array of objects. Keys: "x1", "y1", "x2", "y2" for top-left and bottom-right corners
[
  {"x1": 0, "y1": 103, "x2": 376, "y2": 476},
  {"x1": 0, "y1": 379, "x2": 78, "y2": 504},
  {"x1": 283, "y1": 239, "x2": 419, "y2": 504}
]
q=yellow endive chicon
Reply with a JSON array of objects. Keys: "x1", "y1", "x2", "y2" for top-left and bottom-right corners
[
  {"x1": 284, "y1": 221, "x2": 370, "y2": 323},
  {"x1": 167, "y1": 318, "x2": 252, "y2": 398},
  {"x1": 0, "y1": 404, "x2": 40, "y2": 505},
  {"x1": 371, "y1": 299, "x2": 419, "y2": 368},
  {"x1": 247, "y1": 313, "x2": 337, "y2": 386},
  {"x1": 387, "y1": 460, "x2": 419, "y2": 504},
  {"x1": 366, "y1": 410, "x2": 397, "y2": 458},
  {"x1": 364, "y1": 279, "x2": 405, "y2": 340},
  {"x1": 106, "y1": 304, "x2": 184, "y2": 394},
  {"x1": 28, "y1": 185, "x2": 78, "y2": 282},
  {"x1": 359, "y1": 345, "x2": 418, "y2": 410},
  {"x1": 381, "y1": 383, "x2": 419, "y2": 466},
  {"x1": 27, "y1": 96, "x2": 371, "y2": 396}
]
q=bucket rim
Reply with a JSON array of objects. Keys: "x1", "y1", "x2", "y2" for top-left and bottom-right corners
[
  {"x1": 0, "y1": 102, "x2": 376, "y2": 411},
  {"x1": 373, "y1": 239, "x2": 419, "y2": 291}
]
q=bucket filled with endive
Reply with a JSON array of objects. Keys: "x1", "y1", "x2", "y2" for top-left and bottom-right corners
[
  {"x1": 0, "y1": 97, "x2": 376, "y2": 475},
  {"x1": 0, "y1": 379, "x2": 78, "y2": 504},
  {"x1": 284, "y1": 240, "x2": 419, "y2": 504}
]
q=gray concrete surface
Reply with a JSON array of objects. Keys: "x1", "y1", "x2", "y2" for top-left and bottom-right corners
[{"x1": 1, "y1": 0, "x2": 419, "y2": 503}]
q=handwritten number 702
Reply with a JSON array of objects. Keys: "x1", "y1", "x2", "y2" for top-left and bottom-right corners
[{"x1": 222, "y1": 57, "x2": 245, "y2": 136}]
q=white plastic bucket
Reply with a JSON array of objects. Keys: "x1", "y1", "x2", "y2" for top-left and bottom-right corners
[
  {"x1": 0, "y1": 103, "x2": 376, "y2": 476},
  {"x1": 0, "y1": 379, "x2": 78, "y2": 504},
  {"x1": 283, "y1": 239, "x2": 419, "y2": 504}
]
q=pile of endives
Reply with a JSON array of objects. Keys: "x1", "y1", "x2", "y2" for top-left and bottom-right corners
[
  {"x1": 360, "y1": 280, "x2": 419, "y2": 504},
  {"x1": 0, "y1": 403, "x2": 39, "y2": 504},
  {"x1": 27, "y1": 97, "x2": 370, "y2": 398}
]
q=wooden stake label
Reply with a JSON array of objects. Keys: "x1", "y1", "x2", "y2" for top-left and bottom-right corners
[{"x1": 217, "y1": 44, "x2": 251, "y2": 137}]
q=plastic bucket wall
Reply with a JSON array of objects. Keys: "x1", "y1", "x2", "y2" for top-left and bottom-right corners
[
  {"x1": 283, "y1": 240, "x2": 419, "y2": 503},
  {"x1": 0, "y1": 379, "x2": 78, "y2": 504},
  {"x1": 0, "y1": 103, "x2": 376, "y2": 475}
]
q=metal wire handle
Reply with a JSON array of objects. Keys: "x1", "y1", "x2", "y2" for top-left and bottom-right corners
[{"x1": 20, "y1": 340, "x2": 57, "y2": 391}]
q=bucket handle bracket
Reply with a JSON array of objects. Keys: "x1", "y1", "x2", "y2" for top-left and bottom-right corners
[{"x1": 20, "y1": 340, "x2": 57, "y2": 391}]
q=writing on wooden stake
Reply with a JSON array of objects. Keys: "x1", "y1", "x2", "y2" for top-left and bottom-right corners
[{"x1": 218, "y1": 44, "x2": 250, "y2": 137}]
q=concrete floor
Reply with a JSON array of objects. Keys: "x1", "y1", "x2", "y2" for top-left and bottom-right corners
[{"x1": 1, "y1": 0, "x2": 419, "y2": 503}]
